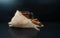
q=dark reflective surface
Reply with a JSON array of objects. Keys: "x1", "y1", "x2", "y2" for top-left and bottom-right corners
[
  {"x1": 0, "y1": 22, "x2": 60, "y2": 38},
  {"x1": 9, "y1": 28, "x2": 39, "y2": 38}
]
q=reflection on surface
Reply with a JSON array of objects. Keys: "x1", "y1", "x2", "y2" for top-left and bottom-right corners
[{"x1": 8, "y1": 27, "x2": 40, "y2": 38}]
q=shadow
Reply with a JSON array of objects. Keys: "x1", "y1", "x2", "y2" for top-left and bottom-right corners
[{"x1": 8, "y1": 27, "x2": 40, "y2": 38}]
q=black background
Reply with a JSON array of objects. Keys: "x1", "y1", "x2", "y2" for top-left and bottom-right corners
[
  {"x1": 0, "y1": 0, "x2": 60, "y2": 22},
  {"x1": 0, "y1": 0, "x2": 60, "y2": 38}
]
